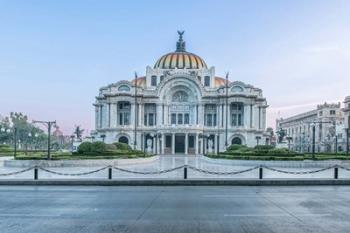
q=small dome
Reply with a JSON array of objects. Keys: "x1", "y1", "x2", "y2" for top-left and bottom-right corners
[{"x1": 154, "y1": 31, "x2": 207, "y2": 69}]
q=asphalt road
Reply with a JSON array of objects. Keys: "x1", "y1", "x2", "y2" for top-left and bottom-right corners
[{"x1": 0, "y1": 186, "x2": 350, "y2": 233}]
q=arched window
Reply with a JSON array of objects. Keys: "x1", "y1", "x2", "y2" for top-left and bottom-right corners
[
  {"x1": 118, "y1": 85, "x2": 130, "y2": 92},
  {"x1": 172, "y1": 91, "x2": 189, "y2": 102},
  {"x1": 118, "y1": 136, "x2": 129, "y2": 144},
  {"x1": 231, "y1": 137, "x2": 242, "y2": 145},
  {"x1": 232, "y1": 85, "x2": 243, "y2": 92}
]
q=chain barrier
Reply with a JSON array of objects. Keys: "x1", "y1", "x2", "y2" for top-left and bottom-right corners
[
  {"x1": 187, "y1": 165, "x2": 260, "y2": 175},
  {"x1": 38, "y1": 166, "x2": 109, "y2": 176},
  {"x1": 262, "y1": 165, "x2": 337, "y2": 175},
  {"x1": 1, "y1": 164, "x2": 350, "y2": 177},
  {"x1": 337, "y1": 165, "x2": 350, "y2": 172},
  {"x1": 0, "y1": 167, "x2": 36, "y2": 176},
  {"x1": 113, "y1": 165, "x2": 185, "y2": 175}
]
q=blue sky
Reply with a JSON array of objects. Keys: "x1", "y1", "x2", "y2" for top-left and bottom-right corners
[{"x1": 0, "y1": 0, "x2": 349, "y2": 134}]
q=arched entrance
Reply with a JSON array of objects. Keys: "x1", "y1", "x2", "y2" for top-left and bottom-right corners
[
  {"x1": 118, "y1": 136, "x2": 129, "y2": 144},
  {"x1": 231, "y1": 137, "x2": 242, "y2": 145}
]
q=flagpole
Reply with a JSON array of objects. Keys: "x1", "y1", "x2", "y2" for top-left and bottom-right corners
[
  {"x1": 225, "y1": 72, "x2": 229, "y2": 148},
  {"x1": 134, "y1": 72, "x2": 138, "y2": 150}
]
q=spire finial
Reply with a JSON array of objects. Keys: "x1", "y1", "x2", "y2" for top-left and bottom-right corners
[{"x1": 176, "y1": 30, "x2": 186, "y2": 52}]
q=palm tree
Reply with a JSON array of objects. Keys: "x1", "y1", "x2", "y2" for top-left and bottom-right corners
[{"x1": 73, "y1": 126, "x2": 84, "y2": 141}]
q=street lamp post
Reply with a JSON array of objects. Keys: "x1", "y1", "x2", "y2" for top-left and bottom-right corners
[
  {"x1": 100, "y1": 134, "x2": 106, "y2": 143},
  {"x1": 286, "y1": 136, "x2": 292, "y2": 151},
  {"x1": 334, "y1": 135, "x2": 338, "y2": 154},
  {"x1": 33, "y1": 120, "x2": 56, "y2": 160},
  {"x1": 347, "y1": 128, "x2": 349, "y2": 156},
  {"x1": 12, "y1": 128, "x2": 17, "y2": 159},
  {"x1": 255, "y1": 136, "x2": 261, "y2": 146},
  {"x1": 311, "y1": 122, "x2": 316, "y2": 160}
]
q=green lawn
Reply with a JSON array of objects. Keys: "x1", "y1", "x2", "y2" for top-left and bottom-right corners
[
  {"x1": 207, "y1": 153, "x2": 350, "y2": 161},
  {"x1": 0, "y1": 151, "x2": 154, "y2": 160}
]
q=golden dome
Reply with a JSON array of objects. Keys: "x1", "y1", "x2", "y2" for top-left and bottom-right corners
[{"x1": 154, "y1": 31, "x2": 207, "y2": 69}]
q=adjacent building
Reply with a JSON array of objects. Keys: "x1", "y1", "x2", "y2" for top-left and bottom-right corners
[
  {"x1": 92, "y1": 32, "x2": 269, "y2": 155},
  {"x1": 276, "y1": 97, "x2": 350, "y2": 153}
]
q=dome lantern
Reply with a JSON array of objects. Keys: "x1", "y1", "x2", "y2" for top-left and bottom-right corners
[{"x1": 154, "y1": 31, "x2": 207, "y2": 69}]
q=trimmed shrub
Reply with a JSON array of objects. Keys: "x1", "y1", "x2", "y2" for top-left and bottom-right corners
[
  {"x1": 113, "y1": 142, "x2": 132, "y2": 151},
  {"x1": 227, "y1": 144, "x2": 248, "y2": 151},
  {"x1": 90, "y1": 141, "x2": 107, "y2": 153},
  {"x1": 77, "y1": 142, "x2": 92, "y2": 154},
  {"x1": 105, "y1": 144, "x2": 117, "y2": 151}
]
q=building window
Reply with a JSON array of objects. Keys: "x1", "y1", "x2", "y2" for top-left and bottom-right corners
[
  {"x1": 148, "y1": 113, "x2": 154, "y2": 126},
  {"x1": 197, "y1": 76, "x2": 201, "y2": 82},
  {"x1": 204, "y1": 104, "x2": 217, "y2": 126},
  {"x1": 144, "y1": 103, "x2": 156, "y2": 126},
  {"x1": 204, "y1": 76, "x2": 210, "y2": 87},
  {"x1": 330, "y1": 110, "x2": 336, "y2": 115},
  {"x1": 171, "y1": 113, "x2": 176, "y2": 125},
  {"x1": 118, "y1": 85, "x2": 130, "y2": 92},
  {"x1": 184, "y1": 113, "x2": 189, "y2": 124},
  {"x1": 117, "y1": 102, "x2": 131, "y2": 125},
  {"x1": 319, "y1": 111, "x2": 323, "y2": 116},
  {"x1": 231, "y1": 103, "x2": 244, "y2": 126},
  {"x1": 151, "y1": 75, "x2": 157, "y2": 86},
  {"x1": 178, "y1": 114, "x2": 183, "y2": 124},
  {"x1": 160, "y1": 75, "x2": 164, "y2": 82}
]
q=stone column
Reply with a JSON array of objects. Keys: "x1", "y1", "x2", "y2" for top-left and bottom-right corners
[
  {"x1": 250, "y1": 104, "x2": 254, "y2": 128},
  {"x1": 198, "y1": 104, "x2": 203, "y2": 125},
  {"x1": 130, "y1": 104, "x2": 135, "y2": 126},
  {"x1": 214, "y1": 134, "x2": 217, "y2": 154},
  {"x1": 138, "y1": 104, "x2": 142, "y2": 126},
  {"x1": 172, "y1": 133, "x2": 175, "y2": 155},
  {"x1": 185, "y1": 133, "x2": 188, "y2": 155},
  {"x1": 161, "y1": 133, "x2": 165, "y2": 154},
  {"x1": 195, "y1": 133, "x2": 199, "y2": 155},
  {"x1": 95, "y1": 106, "x2": 99, "y2": 129},
  {"x1": 156, "y1": 104, "x2": 161, "y2": 127},
  {"x1": 107, "y1": 103, "x2": 111, "y2": 128},
  {"x1": 244, "y1": 104, "x2": 249, "y2": 129}
]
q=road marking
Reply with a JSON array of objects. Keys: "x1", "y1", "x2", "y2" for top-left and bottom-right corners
[
  {"x1": 0, "y1": 213, "x2": 61, "y2": 217},
  {"x1": 224, "y1": 213, "x2": 332, "y2": 217}
]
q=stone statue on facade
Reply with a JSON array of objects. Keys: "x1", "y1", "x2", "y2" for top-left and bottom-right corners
[
  {"x1": 208, "y1": 139, "x2": 213, "y2": 154},
  {"x1": 146, "y1": 138, "x2": 153, "y2": 153}
]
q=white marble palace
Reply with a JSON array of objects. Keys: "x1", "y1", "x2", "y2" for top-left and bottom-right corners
[{"x1": 92, "y1": 32, "x2": 269, "y2": 155}]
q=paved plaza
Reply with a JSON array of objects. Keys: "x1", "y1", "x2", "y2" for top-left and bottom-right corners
[{"x1": 0, "y1": 185, "x2": 350, "y2": 233}]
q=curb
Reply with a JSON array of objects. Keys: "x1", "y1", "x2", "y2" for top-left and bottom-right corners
[{"x1": 1, "y1": 179, "x2": 350, "y2": 186}]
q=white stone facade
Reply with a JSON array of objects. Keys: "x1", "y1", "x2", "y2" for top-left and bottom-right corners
[
  {"x1": 276, "y1": 99, "x2": 350, "y2": 153},
  {"x1": 92, "y1": 32, "x2": 268, "y2": 155}
]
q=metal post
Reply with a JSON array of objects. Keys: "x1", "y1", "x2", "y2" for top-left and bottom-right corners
[
  {"x1": 48, "y1": 122, "x2": 52, "y2": 160},
  {"x1": 259, "y1": 167, "x2": 263, "y2": 179},
  {"x1": 184, "y1": 166, "x2": 187, "y2": 179},
  {"x1": 108, "y1": 167, "x2": 112, "y2": 180},
  {"x1": 335, "y1": 135, "x2": 338, "y2": 154},
  {"x1": 347, "y1": 128, "x2": 349, "y2": 156},
  {"x1": 34, "y1": 167, "x2": 38, "y2": 180},
  {"x1": 312, "y1": 124, "x2": 316, "y2": 160},
  {"x1": 134, "y1": 72, "x2": 138, "y2": 150},
  {"x1": 13, "y1": 128, "x2": 17, "y2": 159},
  {"x1": 225, "y1": 73, "x2": 229, "y2": 148},
  {"x1": 334, "y1": 167, "x2": 338, "y2": 179}
]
